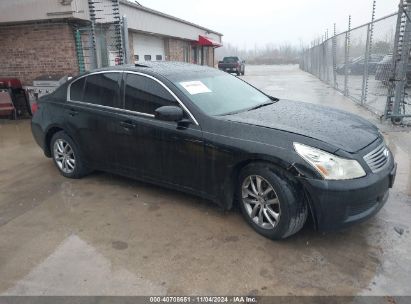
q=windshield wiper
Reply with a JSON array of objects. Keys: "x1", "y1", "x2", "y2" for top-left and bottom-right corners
[
  {"x1": 218, "y1": 99, "x2": 277, "y2": 116},
  {"x1": 246, "y1": 101, "x2": 275, "y2": 112}
]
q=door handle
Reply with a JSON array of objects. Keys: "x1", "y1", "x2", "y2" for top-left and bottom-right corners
[
  {"x1": 120, "y1": 121, "x2": 136, "y2": 129},
  {"x1": 68, "y1": 109, "x2": 79, "y2": 117}
]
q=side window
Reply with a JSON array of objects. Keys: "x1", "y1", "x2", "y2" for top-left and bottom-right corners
[
  {"x1": 124, "y1": 74, "x2": 177, "y2": 115},
  {"x1": 70, "y1": 77, "x2": 85, "y2": 101},
  {"x1": 83, "y1": 73, "x2": 122, "y2": 108},
  {"x1": 144, "y1": 55, "x2": 152, "y2": 61}
]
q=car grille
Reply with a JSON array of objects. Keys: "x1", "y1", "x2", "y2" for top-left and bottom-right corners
[{"x1": 363, "y1": 143, "x2": 390, "y2": 173}]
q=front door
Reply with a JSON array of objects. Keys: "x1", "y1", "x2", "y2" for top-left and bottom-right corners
[{"x1": 119, "y1": 72, "x2": 204, "y2": 191}]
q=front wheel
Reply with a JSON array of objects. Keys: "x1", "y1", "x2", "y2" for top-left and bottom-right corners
[{"x1": 238, "y1": 163, "x2": 307, "y2": 240}]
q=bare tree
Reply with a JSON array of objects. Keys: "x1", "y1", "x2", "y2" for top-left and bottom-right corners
[{"x1": 215, "y1": 42, "x2": 301, "y2": 64}]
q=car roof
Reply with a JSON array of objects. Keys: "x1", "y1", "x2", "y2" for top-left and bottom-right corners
[{"x1": 89, "y1": 61, "x2": 217, "y2": 78}]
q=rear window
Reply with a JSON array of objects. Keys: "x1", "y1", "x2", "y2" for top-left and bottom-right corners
[
  {"x1": 70, "y1": 77, "x2": 85, "y2": 101},
  {"x1": 223, "y1": 57, "x2": 238, "y2": 63}
]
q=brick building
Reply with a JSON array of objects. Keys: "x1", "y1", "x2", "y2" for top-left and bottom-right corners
[{"x1": 0, "y1": 0, "x2": 223, "y2": 85}]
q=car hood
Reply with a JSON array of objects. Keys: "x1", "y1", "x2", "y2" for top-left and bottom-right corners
[{"x1": 221, "y1": 99, "x2": 379, "y2": 153}]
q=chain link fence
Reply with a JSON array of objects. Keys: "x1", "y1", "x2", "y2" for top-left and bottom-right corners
[
  {"x1": 300, "y1": 6, "x2": 411, "y2": 124},
  {"x1": 74, "y1": 0, "x2": 127, "y2": 73}
]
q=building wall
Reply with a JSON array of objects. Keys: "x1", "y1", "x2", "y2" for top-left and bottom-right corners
[
  {"x1": 120, "y1": 1, "x2": 222, "y2": 43},
  {"x1": 166, "y1": 38, "x2": 190, "y2": 62},
  {"x1": 208, "y1": 47, "x2": 215, "y2": 67},
  {"x1": 128, "y1": 31, "x2": 135, "y2": 64},
  {"x1": 0, "y1": 0, "x2": 90, "y2": 23},
  {"x1": 164, "y1": 38, "x2": 216, "y2": 67},
  {"x1": 0, "y1": 22, "x2": 79, "y2": 85}
]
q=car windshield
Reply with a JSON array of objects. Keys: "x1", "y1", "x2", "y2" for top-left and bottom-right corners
[{"x1": 173, "y1": 73, "x2": 273, "y2": 116}]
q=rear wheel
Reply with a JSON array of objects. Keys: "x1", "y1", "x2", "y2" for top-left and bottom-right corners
[
  {"x1": 50, "y1": 131, "x2": 91, "y2": 178},
  {"x1": 238, "y1": 163, "x2": 307, "y2": 240}
]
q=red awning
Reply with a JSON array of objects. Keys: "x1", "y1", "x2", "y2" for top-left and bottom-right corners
[{"x1": 198, "y1": 35, "x2": 222, "y2": 48}]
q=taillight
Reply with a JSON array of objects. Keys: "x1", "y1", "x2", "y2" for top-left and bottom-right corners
[{"x1": 31, "y1": 102, "x2": 39, "y2": 114}]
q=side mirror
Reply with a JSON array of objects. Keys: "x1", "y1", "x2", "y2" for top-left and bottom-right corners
[{"x1": 154, "y1": 106, "x2": 184, "y2": 122}]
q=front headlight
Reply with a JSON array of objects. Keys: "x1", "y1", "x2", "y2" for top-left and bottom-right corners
[{"x1": 293, "y1": 143, "x2": 366, "y2": 180}]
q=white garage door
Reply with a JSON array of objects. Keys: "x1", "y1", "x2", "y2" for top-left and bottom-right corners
[{"x1": 133, "y1": 33, "x2": 165, "y2": 63}]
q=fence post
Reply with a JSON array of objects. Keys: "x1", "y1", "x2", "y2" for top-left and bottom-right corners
[
  {"x1": 361, "y1": 23, "x2": 372, "y2": 105},
  {"x1": 392, "y1": 0, "x2": 411, "y2": 122},
  {"x1": 324, "y1": 31, "x2": 328, "y2": 83},
  {"x1": 74, "y1": 27, "x2": 85, "y2": 73},
  {"x1": 332, "y1": 23, "x2": 337, "y2": 88},
  {"x1": 344, "y1": 15, "x2": 351, "y2": 96},
  {"x1": 87, "y1": 0, "x2": 98, "y2": 69},
  {"x1": 122, "y1": 16, "x2": 129, "y2": 64},
  {"x1": 361, "y1": 0, "x2": 376, "y2": 105}
]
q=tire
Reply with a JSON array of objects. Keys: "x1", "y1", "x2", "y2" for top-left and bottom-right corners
[
  {"x1": 236, "y1": 70, "x2": 240, "y2": 76},
  {"x1": 238, "y1": 162, "x2": 307, "y2": 240},
  {"x1": 241, "y1": 68, "x2": 245, "y2": 76},
  {"x1": 50, "y1": 131, "x2": 91, "y2": 179},
  {"x1": 391, "y1": 117, "x2": 403, "y2": 125}
]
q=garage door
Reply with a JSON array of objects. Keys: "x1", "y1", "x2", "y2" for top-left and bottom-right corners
[{"x1": 133, "y1": 33, "x2": 165, "y2": 63}]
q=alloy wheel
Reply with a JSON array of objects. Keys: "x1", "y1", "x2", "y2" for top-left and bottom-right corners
[
  {"x1": 242, "y1": 175, "x2": 281, "y2": 229},
  {"x1": 53, "y1": 139, "x2": 76, "y2": 174}
]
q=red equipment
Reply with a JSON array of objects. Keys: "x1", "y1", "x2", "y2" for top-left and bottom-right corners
[
  {"x1": 0, "y1": 78, "x2": 32, "y2": 119},
  {"x1": 0, "y1": 89, "x2": 16, "y2": 119}
]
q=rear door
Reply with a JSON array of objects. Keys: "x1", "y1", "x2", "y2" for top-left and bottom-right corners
[{"x1": 65, "y1": 72, "x2": 124, "y2": 169}]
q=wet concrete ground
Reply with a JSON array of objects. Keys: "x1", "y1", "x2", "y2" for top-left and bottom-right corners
[{"x1": 0, "y1": 65, "x2": 410, "y2": 296}]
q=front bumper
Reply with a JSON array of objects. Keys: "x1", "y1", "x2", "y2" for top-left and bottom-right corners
[
  {"x1": 219, "y1": 68, "x2": 238, "y2": 73},
  {"x1": 298, "y1": 161, "x2": 397, "y2": 231}
]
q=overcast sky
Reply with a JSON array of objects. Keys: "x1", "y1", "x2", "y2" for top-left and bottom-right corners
[{"x1": 140, "y1": 0, "x2": 398, "y2": 49}]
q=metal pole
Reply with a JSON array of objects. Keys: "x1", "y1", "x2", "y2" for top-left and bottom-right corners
[
  {"x1": 332, "y1": 23, "x2": 337, "y2": 88},
  {"x1": 122, "y1": 15, "x2": 129, "y2": 64},
  {"x1": 361, "y1": 0, "x2": 376, "y2": 105},
  {"x1": 385, "y1": 0, "x2": 404, "y2": 119},
  {"x1": 392, "y1": 0, "x2": 411, "y2": 121},
  {"x1": 344, "y1": 15, "x2": 351, "y2": 96},
  {"x1": 87, "y1": 0, "x2": 98, "y2": 69},
  {"x1": 324, "y1": 31, "x2": 328, "y2": 82},
  {"x1": 74, "y1": 27, "x2": 85, "y2": 73}
]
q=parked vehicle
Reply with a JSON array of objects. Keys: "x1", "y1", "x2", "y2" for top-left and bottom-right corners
[
  {"x1": 375, "y1": 54, "x2": 411, "y2": 85},
  {"x1": 31, "y1": 62, "x2": 396, "y2": 240},
  {"x1": 336, "y1": 54, "x2": 384, "y2": 75},
  {"x1": 218, "y1": 56, "x2": 245, "y2": 75}
]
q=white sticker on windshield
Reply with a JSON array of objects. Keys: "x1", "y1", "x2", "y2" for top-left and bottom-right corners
[{"x1": 180, "y1": 81, "x2": 212, "y2": 95}]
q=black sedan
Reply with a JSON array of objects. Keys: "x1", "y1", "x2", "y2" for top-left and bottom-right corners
[
  {"x1": 336, "y1": 54, "x2": 384, "y2": 75},
  {"x1": 31, "y1": 62, "x2": 397, "y2": 240}
]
